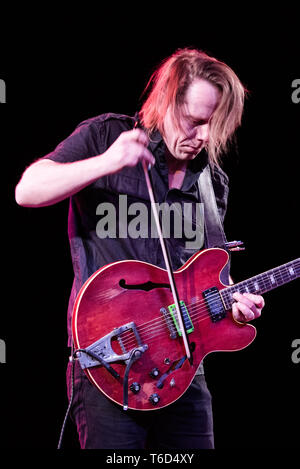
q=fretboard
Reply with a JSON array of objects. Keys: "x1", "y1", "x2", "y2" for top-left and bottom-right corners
[{"x1": 221, "y1": 258, "x2": 300, "y2": 310}]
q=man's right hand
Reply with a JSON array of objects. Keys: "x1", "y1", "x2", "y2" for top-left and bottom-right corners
[{"x1": 103, "y1": 128, "x2": 155, "y2": 172}]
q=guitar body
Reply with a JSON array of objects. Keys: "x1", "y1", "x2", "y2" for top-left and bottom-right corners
[{"x1": 72, "y1": 248, "x2": 256, "y2": 410}]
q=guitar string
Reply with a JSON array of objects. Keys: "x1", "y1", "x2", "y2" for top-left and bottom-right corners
[
  {"x1": 88, "y1": 258, "x2": 300, "y2": 300},
  {"x1": 119, "y1": 264, "x2": 300, "y2": 345},
  {"x1": 122, "y1": 264, "x2": 300, "y2": 337},
  {"x1": 131, "y1": 313, "x2": 212, "y2": 349},
  {"x1": 92, "y1": 259, "x2": 300, "y2": 309},
  {"x1": 117, "y1": 265, "x2": 300, "y2": 348},
  {"x1": 81, "y1": 259, "x2": 300, "y2": 346},
  {"x1": 92, "y1": 261, "x2": 300, "y2": 312},
  {"x1": 116, "y1": 266, "x2": 300, "y2": 349},
  {"x1": 91, "y1": 259, "x2": 300, "y2": 301},
  {"x1": 120, "y1": 266, "x2": 300, "y2": 348}
]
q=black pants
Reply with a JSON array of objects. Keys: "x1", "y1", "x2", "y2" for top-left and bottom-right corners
[{"x1": 67, "y1": 360, "x2": 214, "y2": 449}]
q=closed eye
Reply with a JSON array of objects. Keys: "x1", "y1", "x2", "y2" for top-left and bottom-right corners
[{"x1": 192, "y1": 119, "x2": 208, "y2": 126}]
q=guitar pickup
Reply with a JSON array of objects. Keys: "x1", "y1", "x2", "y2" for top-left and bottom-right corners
[
  {"x1": 203, "y1": 286, "x2": 226, "y2": 322},
  {"x1": 168, "y1": 300, "x2": 194, "y2": 336}
]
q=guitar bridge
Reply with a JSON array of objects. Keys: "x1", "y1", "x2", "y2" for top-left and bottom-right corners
[{"x1": 76, "y1": 322, "x2": 148, "y2": 370}]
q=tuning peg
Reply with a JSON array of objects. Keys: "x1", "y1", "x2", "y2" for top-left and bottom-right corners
[{"x1": 225, "y1": 241, "x2": 245, "y2": 251}]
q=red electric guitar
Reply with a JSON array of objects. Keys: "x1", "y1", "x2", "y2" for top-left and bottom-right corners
[{"x1": 72, "y1": 248, "x2": 299, "y2": 411}]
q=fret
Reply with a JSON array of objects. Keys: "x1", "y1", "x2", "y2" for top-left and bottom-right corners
[{"x1": 221, "y1": 258, "x2": 300, "y2": 310}]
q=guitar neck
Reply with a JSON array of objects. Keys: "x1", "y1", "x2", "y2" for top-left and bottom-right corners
[{"x1": 221, "y1": 258, "x2": 300, "y2": 310}]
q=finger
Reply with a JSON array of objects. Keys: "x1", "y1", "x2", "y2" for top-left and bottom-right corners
[
  {"x1": 232, "y1": 302, "x2": 248, "y2": 323},
  {"x1": 232, "y1": 292, "x2": 253, "y2": 313},
  {"x1": 241, "y1": 293, "x2": 265, "y2": 309},
  {"x1": 129, "y1": 128, "x2": 149, "y2": 146},
  {"x1": 233, "y1": 292, "x2": 263, "y2": 318},
  {"x1": 232, "y1": 292, "x2": 262, "y2": 311},
  {"x1": 234, "y1": 300, "x2": 255, "y2": 321},
  {"x1": 232, "y1": 292, "x2": 262, "y2": 321},
  {"x1": 143, "y1": 148, "x2": 155, "y2": 166},
  {"x1": 129, "y1": 130, "x2": 154, "y2": 165},
  {"x1": 232, "y1": 292, "x2": 252, "y2": 305},
  {"x1": 139, "y1": 147, "x2": 155, "y2": 166}
]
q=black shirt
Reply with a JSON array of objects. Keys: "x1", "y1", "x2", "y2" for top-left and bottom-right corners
[{"x1": 44, "y1": 113, "x2": 229, "y2": 345}]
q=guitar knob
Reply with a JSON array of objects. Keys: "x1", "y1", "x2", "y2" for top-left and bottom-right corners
[
  {"x1": 130, "y1": 382, "x2": 141, "y2": 394},
  {"x1": 150, "y1": 367, "x2": 160, "y2": 378},
  {"x1": 149, "y1": 393, "x2": 160, "y2": 405}
]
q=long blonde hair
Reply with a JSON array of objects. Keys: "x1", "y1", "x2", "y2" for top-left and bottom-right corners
[{"x1": 140, "y1": 48, "x2": 247, "y2": 166}]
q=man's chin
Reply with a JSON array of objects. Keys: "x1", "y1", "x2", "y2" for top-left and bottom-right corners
[
  {"x1": 181, "y1": 150, "x2": 198, "y2": 160},
  {"x1": 178, "y1": 146, "x2": 202, "y2": 160}
]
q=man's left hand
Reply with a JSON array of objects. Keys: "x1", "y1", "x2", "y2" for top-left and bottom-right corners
[{"x1": 232, "y1": 292, "x2": 265, "y2": 322}]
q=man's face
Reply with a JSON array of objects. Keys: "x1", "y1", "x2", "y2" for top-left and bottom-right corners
[{"x1": 162, "y1": 78, "x2": 220, "y2": 161}]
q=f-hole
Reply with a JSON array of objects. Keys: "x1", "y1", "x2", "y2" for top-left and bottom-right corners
[{"x1": 119, "y1": 279, "x2": 171, "y2": 291}]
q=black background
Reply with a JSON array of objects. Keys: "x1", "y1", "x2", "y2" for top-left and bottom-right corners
[{"x1": 1, "y1": 7, "x2": 299, "y2": 450}]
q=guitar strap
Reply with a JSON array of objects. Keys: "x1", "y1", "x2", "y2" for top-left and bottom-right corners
[{"x1": 197, "y1": 164, "x2": 230, "y2": 285}]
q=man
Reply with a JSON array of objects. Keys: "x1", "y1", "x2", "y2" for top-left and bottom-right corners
[{"x1": 15, "y1": 48, "x2": 265, "y2": 449}]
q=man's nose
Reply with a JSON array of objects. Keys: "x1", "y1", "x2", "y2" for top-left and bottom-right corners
[{"x1": 195, "y1": 124, "x2": 209, "y2": 142}]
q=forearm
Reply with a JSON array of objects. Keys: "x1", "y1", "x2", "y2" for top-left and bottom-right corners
[
  {"x1": 15, "y1": 152, "x2": 115, "y2": 207},
  {"x1": 15, "y1": 128, "x2": 154, "y2": 208}
]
